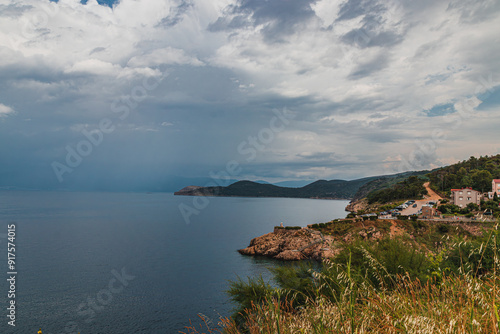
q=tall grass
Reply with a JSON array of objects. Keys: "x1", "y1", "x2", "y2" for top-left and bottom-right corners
[{"x1": 184, "y1": 226, "x2": 500, "y2": 334}]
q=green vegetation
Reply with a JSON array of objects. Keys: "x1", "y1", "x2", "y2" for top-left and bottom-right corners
[
  {"x1": 183, "y1": 154, "x2": 500, "y2": 333},
  {"x1": 176, "y1": 178, "x2": 385, "y2": 200},
  {"x1": 366, "y1": 175, "x2": 428, "y2": 204},
  {"x1": 428, "y1": 154, "x2": 500, "y2": 195},
  {"x1": 185, "y1": 223, "x2": 500, "y2": 334},
  {"x1": 350, "y1": 170, "x2": 431, "y2": 202},
  {"x1": 176, "y1": 171, "x2": 434, "y2": 201}
]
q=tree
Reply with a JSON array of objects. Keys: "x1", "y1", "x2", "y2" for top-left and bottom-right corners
[
  {"x1": 472, "y1": 170, "x2": 492, "y2": 192},
  {"x1": 466, "y1": 202, "x2": 479, "y2": 212}
]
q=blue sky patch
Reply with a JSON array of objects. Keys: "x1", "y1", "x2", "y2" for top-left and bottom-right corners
[
  {"x1": 424, "y1": 103, "x2": 456, "y2": 117},
  {"x1": 477, "y1": 85, "x2": 500, "y2": 111},
  {"x1": 51, "y1": 0, "x2": 118, "y2": 7}
]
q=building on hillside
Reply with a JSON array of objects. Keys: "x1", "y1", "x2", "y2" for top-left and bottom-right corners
[
  {"x1": 492, "y1": 179, "x2": 500, "y2": 197},
  {"x1": 419, "y1": 206, "x2": 442, "y2": 219},
  {"x1": 487, "y1": 180, "x2": 500, "y2": 199},
  {"x1": 450, "y1": 187, "x2": 482, "y2": 207}
]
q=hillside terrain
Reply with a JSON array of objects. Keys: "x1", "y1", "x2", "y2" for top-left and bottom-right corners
[
  {"x1": 175, "y1": 178, "x2": 380, "y2": 199},
  {"x1": 350, "y1": 170, "x2": 432, "y2": 201},
  {"x1": 174, "y1": 171, "x2": 433, "y2": 200},
  {"x1": 427, "y1": 154, "x2": 500, "y2": 195},
  {"x1": 346, "y1": 154, "x2": 500, "y2": 214}
]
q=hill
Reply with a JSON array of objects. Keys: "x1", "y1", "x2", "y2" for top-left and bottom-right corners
[
  {"x1": 350, "y1": 170, "x2": 432, "y2": 202},
  {"x1": 427, "y1": 154, "x2": 500, "y2": 195},
  {"x1": 175, "y1": 177, "x2": 382, "y2": 200}
]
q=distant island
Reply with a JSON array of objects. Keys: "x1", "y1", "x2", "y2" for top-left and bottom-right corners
[{"x1": 174, "y1": 171, "x2": 430, "y2": 200}]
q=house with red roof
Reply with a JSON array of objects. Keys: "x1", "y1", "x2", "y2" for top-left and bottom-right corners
[{"x1": 450, "y1": 187, "x2": 482, "y2": 207}]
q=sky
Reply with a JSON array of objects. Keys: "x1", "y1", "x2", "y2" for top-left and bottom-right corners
[{"x1": 0, "y1": 0, "x2": 499, "y2": 191}]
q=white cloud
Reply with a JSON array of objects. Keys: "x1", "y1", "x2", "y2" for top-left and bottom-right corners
[
  {"x1": 0, "y1": 0, "x2": 499, "y2": 186},
  {"x1": 0, "y1": 103, "x2": 14, "y2": 117},
  {"x1": 128, "y1": 47, "x2": 204, "y2": 67}
]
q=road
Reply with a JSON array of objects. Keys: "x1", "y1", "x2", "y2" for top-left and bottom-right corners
[
  {"x1": 400, "y1": 182, "x2": 443, "y2": 216},
  {"x1": 422, "y1": 182, "x2": 443, "y2": 201}
]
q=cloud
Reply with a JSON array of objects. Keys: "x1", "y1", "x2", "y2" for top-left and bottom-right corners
[
  {"x1": 127, "y1": 47, "x2": 204, "y2": 67},
  {"x1": 0, "y1": 103, "x2": 15, "y2": 117},
  {"x1": 0, "y1": 0, "x2": 499, "y2": 190},
  {"x1": 208, "y1": 0, "x2": 319, "y2": 42},
  {"x1": 348, "y1": 52, "x2": 390, "y2": 79},
  {"x1": 0, "y1": 3, "x2": 33, "y2": 17},
  {"x1": 158, "y1": 0, "x2": 193, "y2": 27},
  {"x1": 448, "y1": 0, "x2": 500, "y2": 23},
  {"x1": 336, "y1": 0, "x2": 406, "y2": 48}
]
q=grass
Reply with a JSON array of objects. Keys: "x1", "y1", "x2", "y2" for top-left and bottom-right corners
[
  {"x1": 218, "y1": 275, "x2": 500, "y2": 333},
  {"x1": 184, "y1": 274, "x2": 500, "y2": 334},
  {"x1": 183, "y1": 224, "x2": 500, "y2": 334}
]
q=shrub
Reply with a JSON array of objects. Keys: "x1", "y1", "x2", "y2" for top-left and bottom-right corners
[
  {"x1": 332, "y1": 238, "x2": 431, "y2": 289},
  {"x1": 214, "y1": 225, "x2": 500, "y2": 334},
  {"x1": 412, "y1": 220, "x2": 426, "y2": 229},
  {"x1": 437, "y1": 224, "x2": 450, "y2": 234},
  {"x1": 438, "y1": 204, "x2": 461, "y2": 214},
  {"x1": 226, "y1": 276, "x2": 275, "y2": 325}
]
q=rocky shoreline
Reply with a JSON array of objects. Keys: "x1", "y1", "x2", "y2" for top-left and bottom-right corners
[
  {"x1": 238, "y1": 226, "x2": 340, "y2": 261},
  {"x1": 238, "y1": 218, "x2": 488, "y2": 261}
]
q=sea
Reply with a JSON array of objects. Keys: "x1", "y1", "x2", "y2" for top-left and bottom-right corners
[{"x1": 0, "y1": 191, "x2": 349, "y2": 333}]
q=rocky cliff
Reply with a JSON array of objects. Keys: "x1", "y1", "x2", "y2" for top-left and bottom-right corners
[
  {"x1": 238, "y1": 227, "x2": 338, "y2": 260},
  {"x1": 238, "y1": 218, "x2": 487, "y2": 261}
]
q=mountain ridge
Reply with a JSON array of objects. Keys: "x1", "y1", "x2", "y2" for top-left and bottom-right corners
[{"x1": 174, "y1": 172, "x2": 430, "y2": 200}]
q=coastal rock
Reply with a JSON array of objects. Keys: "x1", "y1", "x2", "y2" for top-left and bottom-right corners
[
  {"x1": 345, "y1": 198, "x2": 368, "y2": 212},
  {"x1": 275, "y1": 250, "x2": 306, "y2": 261},
  {"x1": 238, "y1": 228, "x2": 334, "y2": 261}
]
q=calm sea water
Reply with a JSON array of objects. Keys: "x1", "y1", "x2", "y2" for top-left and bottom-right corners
[{"x1": 0, "y1": 191, "x2": 349, "y2": 333}]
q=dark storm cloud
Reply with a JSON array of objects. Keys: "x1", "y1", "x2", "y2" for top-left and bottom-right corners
[
  {"x1": 336, "y1": 0, "x2": 405, "y2": 48},
  {"x1": 341, "y1": 28, "x2": 403, "y2": 48},
  {"x1": 336, "y1": 0, "x2": 384, "y2": 21},
  {"x1": 158, "y1": 0, "x2": 193, "y2": 27},
  {"x1": 208, "y1": 0, "x2": 318, "y2": 42},
  {"x1": 1, "y1": 0, "x2": 499, "y2": 190}
]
